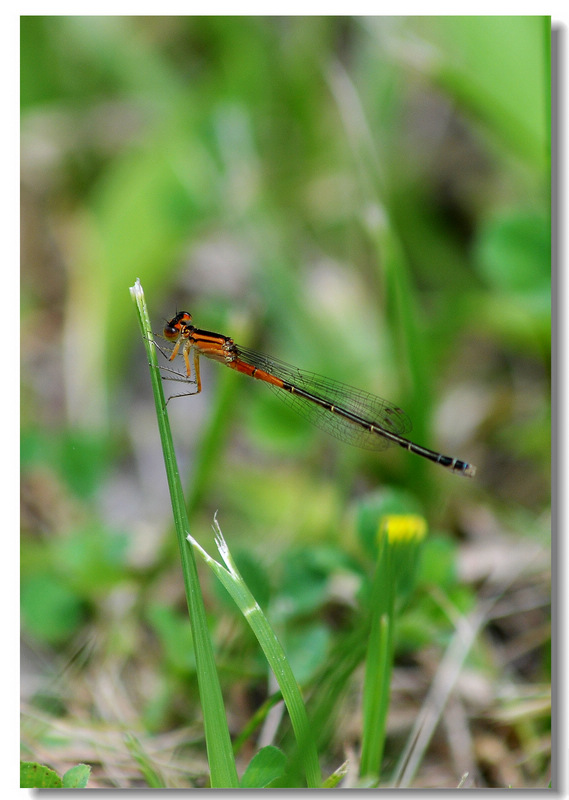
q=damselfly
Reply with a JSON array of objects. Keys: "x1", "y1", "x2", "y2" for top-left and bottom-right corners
[{"x1": 160, "y1": 311, "x2": 476, "y2": 477}]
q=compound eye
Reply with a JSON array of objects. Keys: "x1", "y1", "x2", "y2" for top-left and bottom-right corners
[{"x1": 163, "y1": 324, "x2": 179, "y2": 340}]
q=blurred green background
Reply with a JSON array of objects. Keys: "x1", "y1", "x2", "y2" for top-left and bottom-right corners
[{"x1": 21, "y1": 16, "x2": 550, "y2": 788}]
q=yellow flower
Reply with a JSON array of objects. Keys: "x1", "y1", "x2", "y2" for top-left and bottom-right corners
[{"x1": 379, "y1": 514, "x2": 427, "y2": 544}]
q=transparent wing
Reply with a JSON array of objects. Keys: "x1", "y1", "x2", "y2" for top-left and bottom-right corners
[{"x1": 234, "y1": 344, "x2": 412, "y2": 452}]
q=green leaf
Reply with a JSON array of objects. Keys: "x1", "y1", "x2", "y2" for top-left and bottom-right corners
[
  {"x1": 278, "y1": 545, "x2": 357, "y2": 618},
  {"x1": 53, "y1": 525, "x2": 129, "y2": 596},
  {"x1": 474, "y1": 212, "x2": 551, "y2": 294},
  {"x1": 146, "y1": 604, "x2": 196, "y2": 675},
  {"x1": 283, "y1": 624, "x2": 331, "y2": 684},
  {"x1": 57, "y1": 431, "x2": 112, "y2": 499},
  {"x1": 21, "y1": 575, "x2": 86, "y2": 645},
  {"x1": 20, "y1": 429, "x2": 111, "y2": 500},
  {"x1": 20, "y1": 762, "x2": 63, "y2": 788},
  {"x1": 420, "y1": 16, "x2": 550, "y2": 166},
  {"x1": 62, "y1": 764, "x2": 91, "y2": 788},
  {"x1": 240, "y1": 746, "x2": 287, "y2": 788},
  {"x1": 418, "y1": 535, "x2": 458, "y2": 588}
]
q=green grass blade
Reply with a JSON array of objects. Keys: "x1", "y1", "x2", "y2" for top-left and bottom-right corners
[
  {"x1": 188, "y1": 518, "x2": 323, "y2": 788},
  {"x1": 360, "y1": 612, "x2": 393, "y2": 781},
  {"x1": 359, "y1": 535, "x2": 395, "y2": 782},
  {"x1": 129, "y1": 279, "x2": 238, "y2": 788},
  {"x1": 124, "y1": 733, "x2": 165, "y2": 788}
]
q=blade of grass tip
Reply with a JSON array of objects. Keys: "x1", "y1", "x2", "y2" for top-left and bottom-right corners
[
  {"x1": 187, "y1": 516, "x2": 323, "y2": 789},
  {"x1": 129, "y1": 279, "x2": 238, "y2": 789}
]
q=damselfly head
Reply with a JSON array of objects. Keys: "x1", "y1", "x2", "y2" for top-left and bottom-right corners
[{"x1": 163, "y1": 311, "x2": 192, "y2": 340}]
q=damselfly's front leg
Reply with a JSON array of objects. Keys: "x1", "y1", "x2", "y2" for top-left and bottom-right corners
[
  {"x1": 149, "y1": 335, "x2": 201, "y2": 402},
  {"x1": 148, "y1": 335, "x2": 180, "y2": 364},
  {"x1": 160, "y1": 343, "x2": 203, "y2": 404},
  {"x1": 144, "y1": 336, "x2": 194, "y2": 388}
]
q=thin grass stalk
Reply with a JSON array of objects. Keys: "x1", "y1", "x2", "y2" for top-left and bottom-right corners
[
  {"x1": 359, "y1": 535, "x2": 395, "y2": 782},
  {"x1": 130, "y1": 279, "x2": 238, "y2": 788}
]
